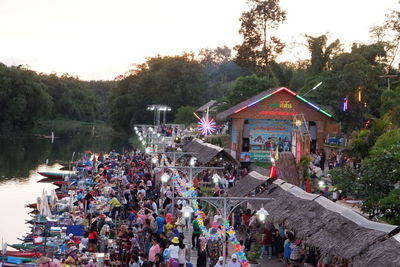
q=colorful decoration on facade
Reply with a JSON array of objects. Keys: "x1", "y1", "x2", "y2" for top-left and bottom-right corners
[{"x1": 234, "y1": 87, "x2": 333, "y2": 118}]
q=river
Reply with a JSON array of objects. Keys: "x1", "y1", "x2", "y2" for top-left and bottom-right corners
[{"x1": 0, "y1": 126, "x2": 131, "y2": 245}]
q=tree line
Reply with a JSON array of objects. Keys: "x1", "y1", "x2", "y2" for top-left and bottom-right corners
[
  {"x1": 1, "y1": 0, "x2": 399, "y2": 135},
  {"x1": 0, "y1": 64, "x2": 112, "y2": 131}
]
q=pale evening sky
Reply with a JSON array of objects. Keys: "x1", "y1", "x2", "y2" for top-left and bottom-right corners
[{"x1": 0, "y1": 0, "x2": 398, "y2": 80}]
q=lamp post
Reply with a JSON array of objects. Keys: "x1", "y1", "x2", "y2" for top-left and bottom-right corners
[{"x1": 147, "y1": 105, "x2": 172, "y2": 126}]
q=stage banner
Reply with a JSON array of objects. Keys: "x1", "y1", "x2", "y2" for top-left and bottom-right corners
[
  {"x1": 240, "y1": 151, "x2": 271, "y2": 162},
  {"x1": 249, "y1": 119, "x2": 292, "y2": 152}
]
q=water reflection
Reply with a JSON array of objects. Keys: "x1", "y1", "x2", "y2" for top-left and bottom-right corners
[{"x1": 0, "y1": 127, "x2": 131, "y2": 244}]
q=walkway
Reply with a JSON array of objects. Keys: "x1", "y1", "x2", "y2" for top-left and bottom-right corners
[{"x1": 182, "y1": 227, "x2": 285, "y2": 267}]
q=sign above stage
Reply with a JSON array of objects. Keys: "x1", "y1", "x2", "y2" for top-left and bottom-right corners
[{"x1": 268, "y1": 100, "x2": 293, "y2": 109}]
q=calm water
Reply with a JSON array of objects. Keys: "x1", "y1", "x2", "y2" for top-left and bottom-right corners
[{"x1": 0, "y1": 127, "x2": 131, "y2": 245}]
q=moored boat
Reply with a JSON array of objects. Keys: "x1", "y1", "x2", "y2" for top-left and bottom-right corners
[{"x1": 37, "y1": 171, "x2": 75, "y2": 179}]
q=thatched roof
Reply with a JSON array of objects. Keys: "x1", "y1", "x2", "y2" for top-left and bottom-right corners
[
  {"x1": 216, "y1": 88, "x2": 277, "y2": 121},
  {"x1": 182, "y1": 138, "x2": 237, "y2": 165},
  {"x1": 352, "y1": 234, "x2": 400, "y2": 267},
  {"x1": 250, "y1": 178, "x2": 398, "y2": 260},
  {"x1": 228, "y1": 171, "x2": 267, "y2": 197},
  {"x1": 275, "y1": 152, "x2": 300, "y2": 185}
]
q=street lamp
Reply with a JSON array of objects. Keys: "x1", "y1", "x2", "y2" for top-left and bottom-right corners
[
  {"x1": 190, "y1": 157, "x2": 197, "y2": 167},
  {"x1": 161, "y1": 173, "x2": 170, "y2": 183},
  {"x1": 256, "y1": 207, "x2": 269, "y2": 221},
  {"x1": 212, "y1": 173, "x2": 220, "y2": 184},
  {"x1": 182, "y1": 205, "x2": 194, "y2": 218}
]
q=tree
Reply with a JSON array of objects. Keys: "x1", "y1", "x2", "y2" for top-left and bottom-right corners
[
  {"x1": 378, "y1": 189, "x2": 400, "y2": 225},
  {"x1": 174, "y1": 106, "x2": 197, "y2": 126},
  {"x1": 303, "y1": 43, "x2": 387, "y2": 133},
  {"x1": 109, "y1": 55, "x2": 207, "y2": 132},
  {"x1": 381, "y1": 86, "x2": 400, "y2": 127},
  {"x1": 331, "y1": 131, "x2": 400, "y2": 220},
  {"x1": 235, "y1": 0, "x2": 286, "y2": 74},
  {"x1": 225, "y1": 74, "x2": 278, "y2": 107},
  {"x1": 198, "y1": 47, "x2": 248, "y2": 99},
  {"x1": 347, "y1": 117, "x2": 390, "y2": 160},
  {"x1": 0, "y1": 63, "x2": 52, "y2": 130},
  {"x1": 370, "y1": 4, "x2": 400, "y2": 67},
  {"x1": 305, "y1": 34, "x2": 342, "y2": 74}
]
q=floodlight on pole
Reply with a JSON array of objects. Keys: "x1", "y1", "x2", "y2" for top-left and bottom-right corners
[
  {"x1": 212, "y1": 174, "x2": 220, "y2": 184},
  {"x1": 190, "y1": 157, "x2": 197, "y2": 167},
  {"x1": 256, "y1": 207, "x2": 269, "y2": 221},
  {"x1": 303, "y1": 81, "x2": 323, "y2": 96},
  {"x1": 182, "y1": 206, "x2": 194, "y2": 218},
  {"x1": 161, "y1": 173, "x2": 170, "y2": 183}
]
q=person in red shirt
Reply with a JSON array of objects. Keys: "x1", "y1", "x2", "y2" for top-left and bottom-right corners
[{"x1": 261, "y1": 225, "x2": 273, "y2": 259}]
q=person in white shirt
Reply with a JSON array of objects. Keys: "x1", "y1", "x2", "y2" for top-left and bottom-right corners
[
  {"x1": 168, "y1": 237, "x2": 180, "y2": 262},
  {"x1": 214, "y1": 256, "x2": 226, "y2": 267},
  {"x1": 227, "y1": 254, "x2": 240, "y2": 267}
]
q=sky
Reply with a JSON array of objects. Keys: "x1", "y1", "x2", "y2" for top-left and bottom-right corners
[{"x1": 0, "y1": 0, "x2": 398, "y2": 80}]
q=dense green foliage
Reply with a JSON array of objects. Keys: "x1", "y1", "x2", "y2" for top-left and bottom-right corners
[
  {"x1": 0, "y1": 64, "x2": 51, "y2": 130},
  {"x1": 109, "y1": 55, "x2": 207, "y2": 132},
  {"x1": 331, "y1": 130, "x2": 400, "y2": 221},
  {"x1": 173, "y1": 106, "x2": 197, "y2": 126},
  {"x1": 235, "y1": 0, "x2": 286, "y2": 74},
  {"x1": 0, "y1": 63, "x2": 111, "y2": 131},
  {"x1": 225, "y1": 74, "x2": 278, "y2": 107}
]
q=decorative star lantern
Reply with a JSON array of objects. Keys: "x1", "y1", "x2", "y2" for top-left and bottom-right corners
[{"x1": 193, "y1": 107, "x2": 217, "y2": 136}]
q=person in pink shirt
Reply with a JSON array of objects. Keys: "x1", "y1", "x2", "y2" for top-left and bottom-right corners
[{"x1": 148, "y1": 238, "x2": 161, "y2": 265}]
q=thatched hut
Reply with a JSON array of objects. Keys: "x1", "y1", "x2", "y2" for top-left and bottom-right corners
[
  {"x1": 182, "y1": 138, "x2": 237, "y2": 166},
  {"x1": 352, "y1": 233, "x2": 400, "y2": 266},
  {"x1": 250, "y1": 178, "x2": 398, "y2": 262},
  {"x1": 228, "y1": 171, "x2": 268, "y2": 197}
]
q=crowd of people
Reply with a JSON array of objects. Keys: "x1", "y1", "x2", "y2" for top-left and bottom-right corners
[{"x1": 35, "y1": 147, "x2": 247, "y2": 267}]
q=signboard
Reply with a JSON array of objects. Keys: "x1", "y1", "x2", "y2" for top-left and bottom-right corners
[
  {"x1": 249, "y1": 119, "x2": 292, "y2": 152},
  {"x1": 240, "y1": 151, "x2": 271, "y2": 162}
]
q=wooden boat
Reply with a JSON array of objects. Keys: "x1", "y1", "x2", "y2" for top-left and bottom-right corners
[
  {"x1": 1, "y1": 251, "x2": 41, "y2": 258},
  {"x1": 25, "y1": 203, "x2": 37, "y2": 209},
  {"x1": 37, "y1": 171, "x2": 75, "y2": 179},
  {"x1": 52, "y1": 181, "x2": 69, "y2": 186},
  {"x1": 9, "y1": 243, "x2": 58, "y2": 251},
  {"x1": 38, "y1": 177, "x2": 63, "y2": 183}
]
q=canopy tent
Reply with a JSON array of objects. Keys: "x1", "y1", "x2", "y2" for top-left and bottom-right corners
[
  {"x1": 250, "y1": 178, "x2": 398, "y2": 261},
  {"x1": 228, "y1": 171, "x2": 268, "y2": 197}
]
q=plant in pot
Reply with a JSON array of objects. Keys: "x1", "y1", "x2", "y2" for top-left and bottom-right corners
[{"x1": 246, "y1": 242, "x2": 262, "y2": 267}]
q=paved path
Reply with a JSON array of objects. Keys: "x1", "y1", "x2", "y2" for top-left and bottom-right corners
[{"x1": 182, "y1": 227, "x2": 285, "y2": 267}]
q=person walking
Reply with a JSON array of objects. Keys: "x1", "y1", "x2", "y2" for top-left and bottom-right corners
[
  {"x1": 191, "y1": 219, "x2": 201, "y2": 249},
  {"x1": 196, "y1": 237, "x2": 207, "y2": 267},
  {"x1": 168, "y1": 237, "x2": 180, "y2": 263}
]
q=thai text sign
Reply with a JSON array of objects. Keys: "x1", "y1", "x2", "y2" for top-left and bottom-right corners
[
  {"x1": 249, "y1": 119, "x2": 292, "y2": 151},
  {"x1": 268, "y1": 100, "x2": 293, "y2": 109}
]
